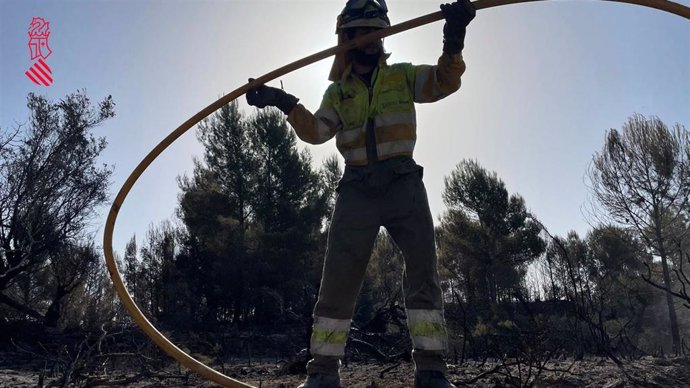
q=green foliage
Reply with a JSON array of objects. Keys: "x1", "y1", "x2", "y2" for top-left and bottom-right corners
[
  {"x1": 591, "y1": 114, "x2": 690, "y2": 232},
  {"x1": 589, "y1": 113, "x2": 690, "y2": 353},
  {"x1": 539, "y1": 226, "x2": 657, "y2": 357},
  {"x1": 168, "y1": 104, "x2": 335, "y2": 326},
  {"x1": 320, "y1": 155, "x2": 342, "y2": 224},
  {"x1": 0, "y1": 91, "x2": 114, "y2": 327},
  {"x1": 437, "y1": 159, "x2": 545, "y2": 315}
]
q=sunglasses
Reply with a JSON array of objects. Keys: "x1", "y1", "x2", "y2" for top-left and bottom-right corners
[
  {"x1": 340, "y1": 9, "x2": 388, "y2": 25},
  {"x1": 345, "y1": 0, "x2": 388, "y2": 12},
  {"x1": 341, "y1": 0, "x2": 390, "y2": 25}
]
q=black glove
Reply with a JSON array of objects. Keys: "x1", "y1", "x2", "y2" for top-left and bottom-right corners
[
  {"x1": 440, "y1": 0, "x2": 476, "y2": 54},
  {"x1": 246, "y1": 78, "x2": 299, "y2": 115}
]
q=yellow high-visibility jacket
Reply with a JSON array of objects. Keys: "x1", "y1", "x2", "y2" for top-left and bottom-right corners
[{"x1": 287, "y1": 52, "x2": 465, "y2": 166}]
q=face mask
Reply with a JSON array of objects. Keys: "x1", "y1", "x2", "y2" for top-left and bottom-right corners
[{"x1": 351, "y1": 46, "x2": 382, "y2": 67}]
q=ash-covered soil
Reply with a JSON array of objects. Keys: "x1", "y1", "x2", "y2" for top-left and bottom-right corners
[{"x1": 1, "y1": 353, "x2": 689, "y2": 387}]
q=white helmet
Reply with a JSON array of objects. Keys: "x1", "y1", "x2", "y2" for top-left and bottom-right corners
[{"x1": 336, "y1": 0, "x2": 390, "y2": 31}]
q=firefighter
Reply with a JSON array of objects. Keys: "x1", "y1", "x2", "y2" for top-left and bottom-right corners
[{"x1": 247, "y1": 0, "x2": 475, "y2": 386}]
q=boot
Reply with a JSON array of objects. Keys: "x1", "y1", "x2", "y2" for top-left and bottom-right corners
[
  {"x1": 297, "y1": 373, "x2": 341, "y2": 388},
  {"x1": 414, "y1": 370, "x2": 456, "y2": 388}
]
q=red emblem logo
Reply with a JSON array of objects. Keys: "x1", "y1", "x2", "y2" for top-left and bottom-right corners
[
  {"x1": 26, "y1": 17, "x2": 53, "y2": 86},
  {"x1": 25, "y1": 58, "x2": 53, "y2": 86},
  {"x1": 28, "y1": 17, "x2": 52, "y2": 60}
]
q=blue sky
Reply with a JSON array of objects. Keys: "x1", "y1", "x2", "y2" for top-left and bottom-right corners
[{"x1": 1, "y1": 0, "x2": 689, "y2": 256}]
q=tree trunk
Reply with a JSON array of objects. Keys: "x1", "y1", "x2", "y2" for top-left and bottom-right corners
[
  {"x1": 44, "y1": 299, "x2": 61, "y2": 328},
  {"x1": 653, "y1": 205, "x2": 681, "y2": 355},
  {"x1": 44, "y1": 286, "x2": 69, "y2": 328},
  {"x1": 659, "y1": 251, "x2": 681, "y2": 354}
]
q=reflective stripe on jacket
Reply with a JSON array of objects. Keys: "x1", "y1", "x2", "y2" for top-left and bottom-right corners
[{"x1": 288, "y1": 52, "x2": 465, "y2": 166}]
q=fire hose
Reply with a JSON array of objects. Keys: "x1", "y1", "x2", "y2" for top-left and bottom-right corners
[{"x1": 103, "y1": 0, "x2": 689, "y2": 387}]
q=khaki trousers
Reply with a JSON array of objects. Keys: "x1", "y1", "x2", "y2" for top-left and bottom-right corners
[{"x1": 307, "y1": 158, "x2": 448, "y2": 375}]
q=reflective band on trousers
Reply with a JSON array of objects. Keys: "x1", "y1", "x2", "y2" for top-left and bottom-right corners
[
  {"x1": 407, "y1": 309, "x2": 447, "y2": 351},
  {"x1": 311, "y1": 316, "x2": 351, "y2": 357}
]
